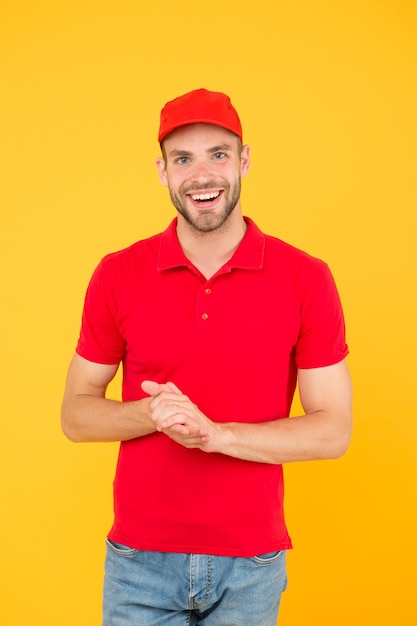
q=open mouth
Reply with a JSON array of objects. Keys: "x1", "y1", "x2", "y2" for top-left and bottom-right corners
[{"x1": 187, "y1": 190, "x2": 222, "y2": 207}]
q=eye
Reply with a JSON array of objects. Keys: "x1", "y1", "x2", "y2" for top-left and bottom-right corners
[
  {"x1": 176, "y1": 156, "x2": 190, "y2": 165},
  {"x1": 213, "y1": 152, "x2": 226, "y2": 160}
]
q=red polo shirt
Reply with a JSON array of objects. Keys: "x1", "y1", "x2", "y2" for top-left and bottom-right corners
[{"x1": 76, "y1": 217, "x2": 348, "y2": 556}]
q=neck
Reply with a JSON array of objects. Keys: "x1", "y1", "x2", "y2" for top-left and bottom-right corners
[{"x1": 176, "y1": 209, "x2": 247, "y2": 280}]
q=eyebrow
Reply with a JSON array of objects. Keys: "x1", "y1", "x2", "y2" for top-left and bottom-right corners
[
  {"x1": 167, "y1": 149, "x2": 193, "y2": 158},
  {"x1": 209, "y1": 144, "x2": 233, "y2": 153},
  {"x1": 167, "y1": 144, "x2": 234, "y2": 158}
]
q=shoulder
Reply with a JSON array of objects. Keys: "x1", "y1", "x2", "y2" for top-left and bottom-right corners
[
  {"x1": 246, "y1": 217, "x2": 325, "y2": 267},
  {"x1": 266, "y1": 233, "x2": 321, "y2": 261},
  {"x1": 261, "y1": 230, "x2": 330, "y2": 282},
  {"x1": 96, "y1": 231, "x2": 162, "y2": 277}
]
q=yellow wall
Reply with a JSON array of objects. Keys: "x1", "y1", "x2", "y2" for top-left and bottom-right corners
[{"x1": 1, "y1": 0, "x2": 416, "y2": 624}]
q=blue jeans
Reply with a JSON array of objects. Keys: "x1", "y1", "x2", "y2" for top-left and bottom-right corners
[{"x1": 103, "y1": 540, "x2": 287, "y2": 625}]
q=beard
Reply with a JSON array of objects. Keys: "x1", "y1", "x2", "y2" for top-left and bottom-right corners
[{"x1": 168, "y1": 178, "x2": 242, "y2": 233}]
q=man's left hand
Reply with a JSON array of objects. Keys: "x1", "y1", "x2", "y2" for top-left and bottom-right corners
[{"x1": 141, "y1": 380, "x2": 220, "y2": 451}]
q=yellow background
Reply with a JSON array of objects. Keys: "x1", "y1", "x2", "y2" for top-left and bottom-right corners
[{"x1": 1, "y1": 0, "x2": 416, "y2": 624}]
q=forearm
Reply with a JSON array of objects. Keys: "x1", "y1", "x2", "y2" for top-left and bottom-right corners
[
  {"x1": 215, "y1": 410, "x2": 352, "y2": 464},
  {"x1": 141, "y1": 361, "x2": 353, "y2": 463},
  {"x1": 61, "y1": 394, "x2": 156, "y2": 443}
]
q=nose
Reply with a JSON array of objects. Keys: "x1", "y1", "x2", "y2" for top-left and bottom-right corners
[{"x1": 190, "y1": 159, "x2": 213, "y2": 184}]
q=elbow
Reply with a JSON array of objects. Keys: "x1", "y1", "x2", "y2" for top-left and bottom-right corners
[
  {"x1": 61, "y1": 408, "x2": 84, "y2": 443},
  {"x1": 324, "y1": 405, "x2": 353, "y2": 459},
  {"x1": 62, "y1": 427, "x2": 81, "y2": 443},
  {"x1": 327, "y1": 425, "x2": 352, "y2": 459},
  {"x1": 61, "y1": 421, "x2": 79, "y2": 443},
  {"x1": 328, "y1": 437, "x2": 350, "y2": 459}
]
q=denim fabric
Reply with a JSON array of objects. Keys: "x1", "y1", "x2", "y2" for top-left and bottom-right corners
[{"x1": 103, "y1": 540, "x2": 287, "y2": 625}]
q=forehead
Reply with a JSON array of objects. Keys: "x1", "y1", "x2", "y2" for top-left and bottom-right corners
[{"x1": 162, "y1": 123, "x2": 240, "y2": 152}]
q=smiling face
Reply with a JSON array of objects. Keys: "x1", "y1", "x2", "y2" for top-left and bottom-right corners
[{"x1": 156, "y1": 123, "x2": 250, "y2": 234}]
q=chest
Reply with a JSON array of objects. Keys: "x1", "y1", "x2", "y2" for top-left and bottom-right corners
[{"x1": 116, "y1": 268, "x2": 301, "y2": 374}]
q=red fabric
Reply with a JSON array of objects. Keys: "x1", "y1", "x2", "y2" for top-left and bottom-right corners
[
  {"x1": 158, "y1": 88, "x2": 242, "y2": 143},
  {"x1": 76, "y1": 218, "x2": 348, "y2": 556}
]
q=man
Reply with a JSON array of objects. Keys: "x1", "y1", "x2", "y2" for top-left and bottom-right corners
[{"x1": 61, "y1": 88, "x2": 352, "y2": 625}]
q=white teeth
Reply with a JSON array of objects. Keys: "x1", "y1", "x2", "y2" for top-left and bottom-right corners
[{"x1": 191, "y1": 191, "x2": 220, "y2": 201}]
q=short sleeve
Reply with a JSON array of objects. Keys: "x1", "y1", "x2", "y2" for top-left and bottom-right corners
[
  {"x1": 295, "y1": 262, "x2": 348, "y2": 369},
  {"x1": 76, "y1": 258, "x2": 126, "y2": 365}
]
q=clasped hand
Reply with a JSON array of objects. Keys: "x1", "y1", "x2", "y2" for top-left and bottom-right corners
[{"x1": 141, "y1": 380, "x2": 219, "y2": 451}]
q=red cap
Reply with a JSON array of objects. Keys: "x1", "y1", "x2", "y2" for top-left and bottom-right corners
[{"x1": 158, "y1": 88, "x2": 242, "y2": 143}]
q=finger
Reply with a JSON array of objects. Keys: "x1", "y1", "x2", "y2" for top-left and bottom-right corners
[
  {"x1": 162, "y1": 423, "x2": 193, "y2": 436},
  {"x1": 142, "y1": 380, "x2": 183, "y2": 401},
  {"x1": 163, "y1": 429, "x2": 211, "y2": 448},
  {"x1": 141, "y1": 380, "x2": 164, "y2": 396},
  {"x1": 152, "y1": 402, "x2": 194, "y2": 423},
  {"x1": 155, "y1": 408, "x2": 194, "y2": 431},
  {"x1": 150, "y1": 394, "x2": 192, "y2": 420},
  {"x1": 165, "y1": 381, "x2": 183, "y2": 394}
]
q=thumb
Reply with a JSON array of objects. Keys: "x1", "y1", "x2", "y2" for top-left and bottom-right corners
[{"x1": 141, "y1": 380, "x2": 164, "y2": 397}]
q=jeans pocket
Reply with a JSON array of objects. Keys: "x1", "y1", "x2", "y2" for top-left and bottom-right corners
[
  {"x1": 252, "y1": 550, "x2": 284, "y2": 566},
  {"x1": 106, "y1": 538, "x2": 137, "y2": 558}
]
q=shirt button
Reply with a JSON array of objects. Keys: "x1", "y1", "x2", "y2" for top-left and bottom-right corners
[
  {"x1": 205, "y1": 288, "x2": 212, "y2": 295},
  {"x1": 202, "y1": 313, "x2": 209, "y2": 320}
]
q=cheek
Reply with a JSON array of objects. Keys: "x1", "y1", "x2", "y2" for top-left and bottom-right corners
[{"x1": 164, "y1": 172, "x2": 181, "y2": 192}]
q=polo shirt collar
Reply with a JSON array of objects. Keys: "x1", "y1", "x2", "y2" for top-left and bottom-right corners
[{"x1": 157, "y1": 217, "x2": 265, "y2": 272}]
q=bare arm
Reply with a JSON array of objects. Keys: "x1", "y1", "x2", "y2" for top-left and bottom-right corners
[
  {"x1": 217, "y1": 359, "x2": 353, "y2": 463},
  {"x1": 61, "y1": 353, "x2": 157, "y2": 442},
  {"x1": 144, "y1": 359, "x2": 353, "y2": 464}
]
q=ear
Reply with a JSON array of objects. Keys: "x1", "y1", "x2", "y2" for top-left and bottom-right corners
[
  {"x1": 240, "y1": 144, "x2": 251, "y2": 178},
  {"x1": 155, "y1": 156, "x2": 168, "y2": 187}
]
